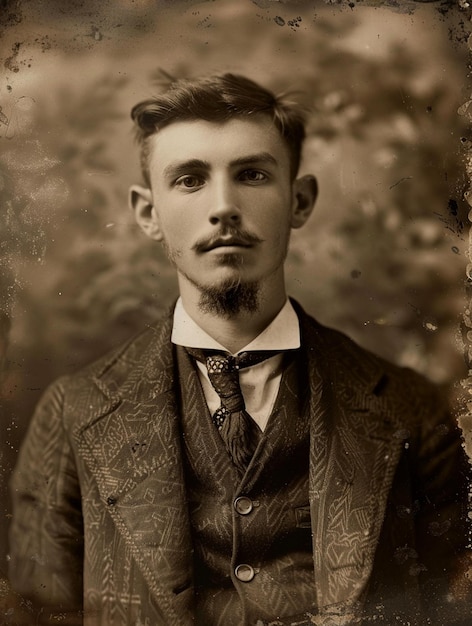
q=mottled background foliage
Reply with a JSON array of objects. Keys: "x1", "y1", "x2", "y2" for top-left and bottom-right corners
[{"x1": 0, "y1": 0, "x2": 470, "y2": 580}]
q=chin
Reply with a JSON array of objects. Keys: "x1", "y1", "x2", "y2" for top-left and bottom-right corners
[
  {"x1": 203, "y1": 267, "x2": 248, "y2": 288},
  {"x1": 197, "y1": 279, "x2": 260, "y2": 317}
]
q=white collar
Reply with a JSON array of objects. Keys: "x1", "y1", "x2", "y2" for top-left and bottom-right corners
[{"x1": 171, "y1": 297, "x2": 300, "y2": 355}]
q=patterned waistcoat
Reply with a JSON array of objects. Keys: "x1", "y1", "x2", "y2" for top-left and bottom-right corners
[{"x1": 175, "y1": 346, "x2": 319, "y2": 626}]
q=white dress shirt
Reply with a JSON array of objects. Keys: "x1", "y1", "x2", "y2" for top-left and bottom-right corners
[{"x1": 171, "y1": 298, "x2": 301, "y2": 431}]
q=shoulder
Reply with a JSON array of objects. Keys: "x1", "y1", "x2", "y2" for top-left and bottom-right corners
[
  {"x1": 296, "y1": 303, "x2": 446, "y2": 420},
  {"x1": 40, "y1": 311, "x2": 174, "y2": 417},
  {"x1": 83, "y1": 311, "x2": 173, "y2": 379}
]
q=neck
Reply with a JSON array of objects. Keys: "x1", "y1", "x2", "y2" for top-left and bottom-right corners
[{"x1": 178, "y1": 274, "x2": 287, "y2": 353}]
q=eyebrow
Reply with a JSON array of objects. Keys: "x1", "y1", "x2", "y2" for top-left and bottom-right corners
[
  {"x1": 163, "y1": 159, "x2": 209, "y2": 180},
  {"x1": 229, "y1": 152, "x2": 279, "y2": 168},
  {"x1": 162, "y1": 152, "x2": 279, "y2": 179}
]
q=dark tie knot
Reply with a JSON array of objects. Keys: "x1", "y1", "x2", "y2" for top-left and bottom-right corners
[
  {"x1": 186, "y1": 347, "x2": 280, "y2": 372},
  {"x1": 206, "y1": 354, "x2": 238, "y2": 374}
]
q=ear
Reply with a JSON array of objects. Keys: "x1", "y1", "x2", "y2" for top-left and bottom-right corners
[
  {"x1": 291, "y1": 175, "x2": 318, "y2": 229},
  {"x1": 129, "y1": 184, "x2": 163, "y2": 241}
]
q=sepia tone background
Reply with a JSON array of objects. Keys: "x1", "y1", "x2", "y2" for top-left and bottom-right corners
[{"x1": 0, "y1": 0, "x2": 470, "y2": 597}]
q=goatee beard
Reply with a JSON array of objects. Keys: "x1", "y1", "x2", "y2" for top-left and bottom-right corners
[{"x1": 198, "y1": 280, "x2": 259, "y2": 318}]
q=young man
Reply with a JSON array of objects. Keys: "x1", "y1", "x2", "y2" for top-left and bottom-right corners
[{"x1": 9, "y1": 74, "x2": 470, "y2": 626}]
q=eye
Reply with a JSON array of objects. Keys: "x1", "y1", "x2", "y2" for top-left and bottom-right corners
[
  {"x1": 175, "y1": 175, "x2": 204, "y2": 189},
  {"x1": 239, "y1": 170, "x2": 268, "y2": 183}
]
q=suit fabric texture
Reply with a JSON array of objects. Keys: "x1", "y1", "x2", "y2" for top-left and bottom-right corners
[
  {"x1": 176, "y1": 346, "x2": 317, "y2": 624},
  {"x1": 9, "y1": 303, "x2": 469, "y2": 625}
]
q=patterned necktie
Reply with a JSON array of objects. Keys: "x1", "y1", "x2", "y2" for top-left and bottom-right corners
[{"x1": 186, "y1": 348, "x2": 279, "y2": 473}]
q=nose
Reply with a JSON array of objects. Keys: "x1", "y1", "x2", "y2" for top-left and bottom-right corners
[{"x1": 208, "y1": 177, "x2": 241, "y2": 226}]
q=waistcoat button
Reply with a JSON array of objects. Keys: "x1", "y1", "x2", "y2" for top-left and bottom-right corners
[
  {"x1": 234, "y1": 564, "x2": 255, "y2": 582},
  {"x1": 234, "y1": 496, "x2": 253, "y2": 515}
]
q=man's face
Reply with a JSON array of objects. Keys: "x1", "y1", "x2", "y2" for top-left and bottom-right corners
[{"x1": 131, "y1": 116, "x2": 315, "y2": 300}]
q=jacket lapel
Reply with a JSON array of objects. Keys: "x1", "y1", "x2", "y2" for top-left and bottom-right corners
[
  {"x1": 73, "y1": 313, "x2": 194, "y2": 625},
  {"x1": 299, "y1": 309, "x2": 405, "y2": 616}
]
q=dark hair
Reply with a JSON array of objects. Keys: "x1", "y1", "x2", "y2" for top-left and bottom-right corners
[{"x1": 130, "y1": 73, "x2": 306, "y2": 185}]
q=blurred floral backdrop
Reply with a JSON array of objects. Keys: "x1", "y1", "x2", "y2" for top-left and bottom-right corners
[{"x1": 0, "y1": 0, "x2": 470, "y2": 575}]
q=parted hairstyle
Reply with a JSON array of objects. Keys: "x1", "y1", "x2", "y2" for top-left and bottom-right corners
[{"x1": 130, "y1": 73, "x2": 306, "y2": 186}]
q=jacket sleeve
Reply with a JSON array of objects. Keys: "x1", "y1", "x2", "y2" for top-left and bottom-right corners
[
  {"x1": 9, "y1": 378, "x2": 84, "y2": 622},
  {"x1": 410, "y1": 377, "x2": 471, "y2": 621}
]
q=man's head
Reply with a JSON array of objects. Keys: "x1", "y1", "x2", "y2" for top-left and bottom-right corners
[
  {"x1": 129, "y1": 74, "x2": 317, "y2": 318},
  {"x1": 131, "y1": 73, "x2": 306, "y2": 186}
]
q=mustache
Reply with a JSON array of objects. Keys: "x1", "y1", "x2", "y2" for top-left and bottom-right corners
[{"x1": 193, "y1": 228, "x2": 263, "y2": 253}]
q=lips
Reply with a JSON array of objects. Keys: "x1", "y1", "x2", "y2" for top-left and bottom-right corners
[
  {"x1": 194, "y1": 230, "x2": 263, "y2": 254},
  {"x1": 202, "y1": 237, "x2": 254, "y2": 252}
]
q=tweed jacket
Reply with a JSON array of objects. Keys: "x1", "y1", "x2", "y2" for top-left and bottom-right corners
[{"x1": 9, "y1": 304, "x2": 469, "y2": 625}]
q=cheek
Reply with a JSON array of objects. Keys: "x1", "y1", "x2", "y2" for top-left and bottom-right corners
[
  {"x1": 159, "y1": 210, "x2": 191, "y2": 240},
  {"x1": 160, "y1": 197, "x2": 201, "y2": 231},
  {"x1": 253, "y1": 197, "x2": 292, "y2": 234}
]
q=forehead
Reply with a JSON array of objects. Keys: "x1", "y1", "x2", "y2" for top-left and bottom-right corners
[{"x1": 146, "y1": 116, "x2": 291, "y2": 175}]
